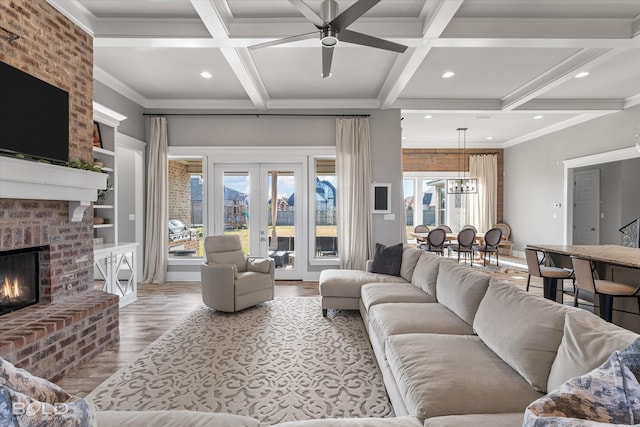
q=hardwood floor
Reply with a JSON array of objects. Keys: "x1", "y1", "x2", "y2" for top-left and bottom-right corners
[{"x1": 57, "y1": 281, "x2": 320, "y2": 397}]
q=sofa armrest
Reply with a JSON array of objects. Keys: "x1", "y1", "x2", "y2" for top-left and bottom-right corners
[
  {"x1": 201, "y1": 262, "x2": 237, "y2": 312},
  {"x1": 365, "y1": 260, "x2": 373, "y2": 272},
  {"x1": 247, "y1": 257, "x2": 276, "y2": 278}
]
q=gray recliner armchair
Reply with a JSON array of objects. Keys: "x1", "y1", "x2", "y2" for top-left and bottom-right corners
[{"x1": 201, "y1": 235, "x2": 275, "y2": 312}]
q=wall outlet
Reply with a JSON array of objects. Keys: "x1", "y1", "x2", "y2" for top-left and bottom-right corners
[{"x1": 129, "y1": 214, "x2": 135, "y2": 221}]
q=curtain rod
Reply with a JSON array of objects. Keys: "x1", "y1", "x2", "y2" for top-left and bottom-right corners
[{"x1": 143, "y1": 113, "x2": 370, "y2": 118}]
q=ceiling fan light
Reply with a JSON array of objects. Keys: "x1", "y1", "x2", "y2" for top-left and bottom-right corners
[{"x1": 321, "y1": 28, "x2": 338, "y2": 47}]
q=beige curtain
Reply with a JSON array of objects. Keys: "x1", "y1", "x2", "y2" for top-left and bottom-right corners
[
  {"x1": 469, "y1": 154, "x2": 497, "y2": 232},
  {"x1": 336, "y1": 118, "x2": 372, "y2": 270},
  {"x1": 142, "y1": 117, "x2": 169, "y2": 283}
]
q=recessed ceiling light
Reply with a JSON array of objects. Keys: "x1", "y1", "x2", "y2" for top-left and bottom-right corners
[
  {"x1": 442, "y1": 71, "x2": 455, "y2": 79},
  {"x1": 533, "y1": 115, "x2": 543, "y2": 120},
  {"x1": 486, "y1": 136, "x2": 493, "y2": 140},
  {"x1": 424, "y1": 115, "x2": 433, "y2": 119},
  {"x1": 575, "y1": 71, "x2": 590, "y2": 79},
  {"x1": 200, "y1": 71, "x2": 213, "y2": 79}
]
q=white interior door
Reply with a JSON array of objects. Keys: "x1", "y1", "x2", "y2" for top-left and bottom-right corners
[
  {"x1": 573, "y1": 169, "x2": 600, "y2": 245},
  {"x1": 213, "y1": 163, "x2": 303, "y2": 280}
]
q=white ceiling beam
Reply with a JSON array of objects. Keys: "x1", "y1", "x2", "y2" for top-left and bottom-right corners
[
  {"x1": 267, "y1": 99, "x2": 381, "y2": 109},
  {"x1": 394, "y1": 99, "x2": 502, "y2": 111},
  {"x1": 377, "y1": 0, "x2": 464, "y2": 109},
  {"x1": 444, "y1": 17, "x2": 634, "y2": 39},
  {"x1": 145, "y1": 99, "x2": 256, "y2": 110},
  {"x1": 191, "y1": 0, "x2": 269, "y2": 110},
  {"x1": 502, "y1": 112, "x2": 614, "y2": 147},
  {"x1": 501, "y1": 48, "x2": 624, "y2": 111},
  {"x1": 431, "y1": 37, "x2": 640, "y2": 49},
  {"x1": 515, "y1": 99, "x2": 623, "y2": 112}
]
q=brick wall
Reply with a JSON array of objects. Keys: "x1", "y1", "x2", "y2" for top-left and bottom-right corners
[
  {"x1": 0, "y1": 0, "x2": 119, "y2": 380},
  {"x1": 168, "y1": 160, "x2": 192, "y2": 227},
  {"x1": 402, "y1": 148, "x2": 505, "y2": 222}
]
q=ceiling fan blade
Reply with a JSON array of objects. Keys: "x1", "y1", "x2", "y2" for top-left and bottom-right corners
[
  {"x1": 339, "y1": 29, "x2": 408, "y2": 53},
  {"x1": 322, "y1": 47, "x2": 334, "y2": 78},
  {"x1": 289, "y1": 0, "x2": 326, "y2": 28},
  {"x1": 249, "y1": 31, "x2": 318, "y2": 50},
  {"x1": 329, "y1": 0, "x2": 381, "y2": 32}
]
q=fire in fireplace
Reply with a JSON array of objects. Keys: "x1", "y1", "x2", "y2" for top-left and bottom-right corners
[{"x1": 0, "y1": 248, "x2": 40, "y2": 316}]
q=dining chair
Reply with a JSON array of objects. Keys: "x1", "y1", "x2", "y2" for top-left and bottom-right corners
[
  {"x1": 524, "y1": 248, "x2": 574, "y2": 296},
  {"x1": 423, "y1": 228, "x2": 446, "y2": 255},
  {"x1": 571, "y1": 256, "x2": 640, "y2": 323},
  {"x1": 436, "y1": 224, "x2": 452, "y2": 233},
  {"x1": 493, "y1": 223, "x2": 513, "y2": 256},
  {"x1": 462, "y1": 224, "x2": 477, "y2": 233},
  {"x1": 414, "y1": 225, "x2": 429, "y2": 249},
  {"x1": 472, "y1": 227, "x2": 502, "y2": 266},
  {"x1": 447, "y1": 227, "x2": 476, "y2": 264}
]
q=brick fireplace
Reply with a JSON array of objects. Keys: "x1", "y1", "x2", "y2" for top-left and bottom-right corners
[{"x1": 0, "y1": 0, "x2": 120, "y2": 380}]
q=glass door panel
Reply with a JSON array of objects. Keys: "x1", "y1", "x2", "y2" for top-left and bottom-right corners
[
  {"x1": 213, "y1": 163, "x2": 303, "y2": 280},
  {"x1": 222, "y1": 171, "x2": 250, "y2": 253}
]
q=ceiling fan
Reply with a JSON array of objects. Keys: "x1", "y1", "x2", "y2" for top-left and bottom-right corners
[{"x1": 249, "y1": 0, "x2": 408, "y2": 78}]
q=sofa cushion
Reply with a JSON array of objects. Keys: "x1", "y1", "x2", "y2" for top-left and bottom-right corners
[
  {"x1": 386, "y1": 333, "x2": 543, "y2": 420},
  {"x1": 424, "y1": 413, "x2": 524, "y2": 427},
  {"x1": 369, "y1": 303, "x2": 473, "y2": 352},
  {"x1": 370, "y1": 243, "x2": 403, "y2": 276},
  {"x1": 547, "y1": 309, "x2": 639, "y2": 391},
  {"x1": 400, "y1": 246, "x2": 423, "y2": 282},
  {"x1": 473, "y1": 280, "x2": 572, "y2": 393},
  {"x1": 319, "y1": 270, "x2": 407, "y2": 299},
  {"x1": 235, "y1": 272, "x2": 273, "y2": 296},
  {"x1": 410, "y1": 252, "x2": 447, "y2": 298},
  {"x1": 435, "y1": 262, "x2": 490, "y2": 325},
  {"x1": 272, "y1": 415, "x2": 422, "y2": 426},
  {"x1": 360, "y1": 283, "x2": 435, "y2": 311},
  {"x1": 95, "y1": 410, "x2": 261, "y2": 427}
]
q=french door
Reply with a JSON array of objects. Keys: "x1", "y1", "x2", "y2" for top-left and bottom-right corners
[{"x1": 212, "y1": 163, "x2": 304, "y2": 280}]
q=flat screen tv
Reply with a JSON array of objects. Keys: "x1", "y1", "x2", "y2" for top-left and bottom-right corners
[{"x1": 0, "y1": 61, "x2": 69, "y2": 164}]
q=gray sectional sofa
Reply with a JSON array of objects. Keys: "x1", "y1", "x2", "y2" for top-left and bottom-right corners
[{"x1": 319, "y1": 247, "x2": 640, "y2": 426}]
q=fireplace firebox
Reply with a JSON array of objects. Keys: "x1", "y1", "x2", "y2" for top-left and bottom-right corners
[{"x1": 0, "y1": 247, "x2": 40, "y2": 316}]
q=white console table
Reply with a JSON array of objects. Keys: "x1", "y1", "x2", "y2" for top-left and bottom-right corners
[{"x1": 94, "y1": 242, "x2": 138, "y2": 307}]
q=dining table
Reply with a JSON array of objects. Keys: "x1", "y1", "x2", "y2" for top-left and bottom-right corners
[{"x1": 525, "y1": 244, "x2": 640, "y2": 302}]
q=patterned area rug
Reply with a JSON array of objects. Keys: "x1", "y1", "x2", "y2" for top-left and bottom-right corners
[{"x1": 87, "y1": 297, "x2": 392, "y2": 424}]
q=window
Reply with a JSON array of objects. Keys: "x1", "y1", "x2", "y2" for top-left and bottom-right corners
[
  {"x1": 314, "y1": 158, "x2": 338, "y2": 258},
  {"x1": 404, "y1": 173, "x2": 470, "y2": 233},
  {"x1": 168, "y1": 158, "x2": 204, "y2": 257}
]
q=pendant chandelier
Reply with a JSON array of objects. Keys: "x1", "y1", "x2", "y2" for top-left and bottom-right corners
[{"x1": 447, "y1": 127, "x2": 477, "y2": 194}]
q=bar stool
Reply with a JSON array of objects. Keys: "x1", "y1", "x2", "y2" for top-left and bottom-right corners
[
  {"x1": 524, "y1": 248, "x2": 574, "y2": 300},
  {"x1": 571, "y1": 256, "x2": 640, "y2": 323}
]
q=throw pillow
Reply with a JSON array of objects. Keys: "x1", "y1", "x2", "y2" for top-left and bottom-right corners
[
  {"x1": 247, "y1": 257, "x2": 271, "y2": 274},
  {"x1": 523, "y1": 338, "x2": 640, "y2": 426},
  {"x1": 370, "y1": 243, "x2": 403, "y2": 277},
  {"x1": 0, "y1": 358, "x2": 68, "y2": 403},
  {"x1": 3, "y1": 385, "x2": 96, "y2": 427}
]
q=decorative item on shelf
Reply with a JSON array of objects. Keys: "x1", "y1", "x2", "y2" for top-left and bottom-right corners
[
  {"x1": 447, "y1": 127, "x2": 478, "y2": 194},
  {"x1": 93, "y1": 122, "x2": 102, "y2": 148},
  {"x1": 97, "y1": 176, "x2": 113, "y2": 203},
  {"x1": 94, "y1": 216, "x2": 104, "y2": 225},
  {"x1": 93, "y1": 159, "x2": 104, "y2": 168},
  {"x1": 68, "y1": 158, "x2": 102, "y2": 173}
]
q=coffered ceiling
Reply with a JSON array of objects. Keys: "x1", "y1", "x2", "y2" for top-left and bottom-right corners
[{"x1": 48, "y1": 0, "x2": 640, "y2": 147}]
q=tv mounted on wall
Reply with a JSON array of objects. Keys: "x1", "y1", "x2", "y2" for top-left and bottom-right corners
[{"x1": 0, "y1": 61, "x2": 69, "y2": 164}]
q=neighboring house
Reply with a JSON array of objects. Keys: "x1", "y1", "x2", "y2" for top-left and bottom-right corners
[
  {"x1": 316, "y1": 178, "x2": 336, "y2": 226},
  {"x1": 224, "y1": 186, "x2": 248, "y2": 229}
]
